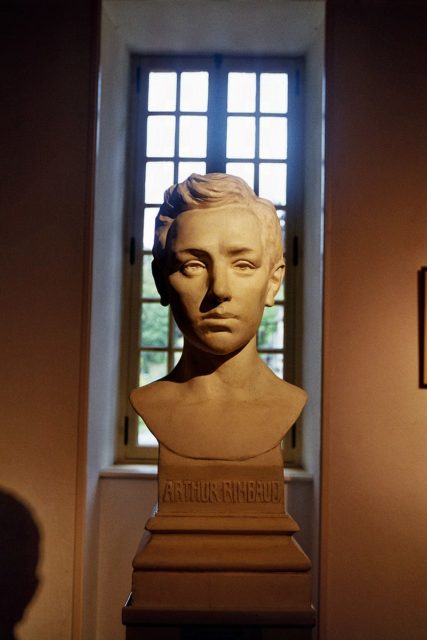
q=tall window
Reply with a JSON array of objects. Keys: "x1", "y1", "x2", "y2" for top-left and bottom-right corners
[{"x1": 120, "y1": 55, "x2": 304, "y2": 464}]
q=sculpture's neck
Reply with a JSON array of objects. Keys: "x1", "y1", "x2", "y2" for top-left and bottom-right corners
[{"x1": 168, "y1": 336, "x2": 264, "y2": 396}]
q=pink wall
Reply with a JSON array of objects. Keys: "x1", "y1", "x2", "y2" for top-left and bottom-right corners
[
  {"x1": 3, "y1": 2, "x2": 427, "y2": 638},
  {"x1": 321, "y1": 2, "x2": 427, "y2": 639},
  {"x1": 0, "y1": 3, "x2": 98, "y2": 638}
]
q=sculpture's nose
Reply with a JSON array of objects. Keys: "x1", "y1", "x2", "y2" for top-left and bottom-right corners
[{"x1": 209, "y1": 263, "x2": 232, "y2": 302}]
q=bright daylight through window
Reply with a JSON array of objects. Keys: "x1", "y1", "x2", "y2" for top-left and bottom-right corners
[{"x1": 122, "y1": 56, "x2": 304, "y2": 464}]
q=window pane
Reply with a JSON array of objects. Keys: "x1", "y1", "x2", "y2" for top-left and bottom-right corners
[
  {"x1": 257, "y1": 305, "x2": 284, "y2": 349},
  {"x1": 141, "y1": 303, "x2": 169, "y2": 347},
  {"x1": 173, "y1": 321, "x2": 184, "y2": 348},
  {"x1": 139, "y1": 350, "x2": 168, "y2": 386},
  {"x1": 143, "y1": 207, "x2": 158, "y2": 250},
  {"x1": 259, "y1": 352, "x2": 284, "y2": 378},
  {"x1": 226, "y1": 117, "x2": 255, "y2": 159},
  {"x1": 259, "y1": 163, "x2": 287, "y2": 205},
  {"x1": 173, "y1": 351, "x2": 183, "y2": 366},
  {"x1": 274, "y1": 208, "x2": 286, "y2": 300},
  {"x1": 180, "y1": 72, "x2": 209, "y2": 112},
  {"x1": 276, "y1": 283, "x2": 285, "y2": 302},
  {"x1": 225, "y1": 162, "x2": 254, "y2": 189},
  {"x1": 146, "y1": 116, "x2": 175, "y2": 157},
  {"x1": 145, "y1": 162, "x2": 174, "y2": 203},
  {"x1": 142, "y1": 254, "x2": 159, "y2": 299},
  {"x1": 260, "y1": 117, "x2": 287, "y2": 160},
  {"x1": 227, "y1": 73, "x2": 256, "y2": 112},
  {"x1": 260, "y1": 73, "x2": 288, "y2": 113},
  {"x1": 179, "y1": 116, "x2": 207, "y2": 157},
  {"x1": 148, "y1": 72, "x2": 177, "y2": 111},
  {"x1": 178, "y1": 161, "x2": 206, "y2": 183},
  {"x1": 276, "y1": 208, "x2": 286, "y2": 246},
  {"x1": 138, "y1": 418, "x2": 158, "y2": 447}
]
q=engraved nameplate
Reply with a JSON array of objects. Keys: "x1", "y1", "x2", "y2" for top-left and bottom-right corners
[
  {"x1": 162, "y1": 479, "x2": 281, "y2": 504},
  {"x1": 158, "y1": 463, "x2": 285, "y2": 515}
]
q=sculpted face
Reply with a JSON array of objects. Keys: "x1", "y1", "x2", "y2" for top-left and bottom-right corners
[{"x1": 162, "y1": 206, "x2": 283, "y2": 355}]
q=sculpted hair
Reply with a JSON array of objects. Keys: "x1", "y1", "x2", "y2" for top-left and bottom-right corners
[{"x1": 152, "y1": 173, "x2": 284, "y2": 266}]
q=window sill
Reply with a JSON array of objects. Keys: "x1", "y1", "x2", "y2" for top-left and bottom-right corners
[{"x1": 100, "y1": 464, "x2": 313, "y2": 483}]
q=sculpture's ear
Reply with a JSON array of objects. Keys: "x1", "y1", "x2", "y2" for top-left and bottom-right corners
[
  {"x1": 265, "y1": 261, "x2": 285, "y2": 307},
  {"x1": 152, "y1": 260, "x2": 169, "y2": 306}
]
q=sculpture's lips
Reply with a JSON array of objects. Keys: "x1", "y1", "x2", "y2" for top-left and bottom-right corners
[{"x1": 203, "y1": 312, "x2": 237, "y2": 320}]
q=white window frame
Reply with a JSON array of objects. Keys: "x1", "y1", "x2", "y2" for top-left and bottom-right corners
[{"x1": 117, "y1": 54, "x2": 305, "y2": 465}]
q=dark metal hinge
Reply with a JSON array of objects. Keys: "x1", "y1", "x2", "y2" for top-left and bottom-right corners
[
  {"x1": 292, "y1": 236, "x2": 299, "y2": 267},
  {"x1": 291, "y1": 423, "x2": 297, "y2": 449}
]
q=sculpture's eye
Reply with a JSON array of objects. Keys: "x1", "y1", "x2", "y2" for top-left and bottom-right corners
[
  {"x1": 233, "y1": 260, "x2": 256, "y2": 271},
  {"x1": 181, "y1": 260, "x2": 206, "y2": 275}
]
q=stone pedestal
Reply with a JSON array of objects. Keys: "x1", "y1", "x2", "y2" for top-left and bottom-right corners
[{"x1": 123, "y1": 445, "x2": 315, "y2": 634}]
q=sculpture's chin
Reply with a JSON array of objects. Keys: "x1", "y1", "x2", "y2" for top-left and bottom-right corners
[{"x1": 184, "y1": 330, "x2": 250, "y2": 357}]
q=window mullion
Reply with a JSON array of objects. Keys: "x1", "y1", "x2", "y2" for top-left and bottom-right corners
[
  {"x1": 206, "y1": 56, "x2": 227, "y2": 173},
  {"x1": 254, "y1": 72, "x2": 261, "y2": 195},
  {"x1": 174, "y1": 72, "x2": 181, "y2": 184}
]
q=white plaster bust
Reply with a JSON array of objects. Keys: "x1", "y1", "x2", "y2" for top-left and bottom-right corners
[{"x1": 130, "y1": 173, "x2": 306, "y2": 461}]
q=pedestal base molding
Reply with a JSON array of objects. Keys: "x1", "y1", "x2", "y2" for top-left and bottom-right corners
[
  {"x1": 128, "y1": 513, "x2": 314, "y2": 624},
  {"x1": 131, "y1": 570, "x2": 313, "y2": 619}
]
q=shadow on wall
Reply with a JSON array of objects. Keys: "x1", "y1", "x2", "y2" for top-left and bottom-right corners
[{"x1": 0, "y1": 488, "x2": 40, "y2": 640}]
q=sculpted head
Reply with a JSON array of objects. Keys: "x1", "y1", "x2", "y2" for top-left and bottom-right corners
[
  {"x1": 152, "y1": 173, "x2": 285, "y2": 356},
  {"x1": 153, "y1": 173, "x2": 283, "y2": 267}
]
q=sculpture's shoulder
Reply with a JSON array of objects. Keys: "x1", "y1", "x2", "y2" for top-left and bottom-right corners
[
  {"x1": 266, "y1": 375, "x2": 308, "y2": 420},
  {"x1": 129, "y1": 374, "x2": 307, "y2": 461},
  {"x1": 130, "y1": 379, "x2": 175, "y2": 412},
  {"x1": 130, "y1": 379, "x2": 180, "y2": 427}
]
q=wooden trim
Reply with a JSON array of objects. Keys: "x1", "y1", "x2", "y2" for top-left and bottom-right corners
[{"x1": 71, "y1": 1, "x2": 101, "y2": 638}]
